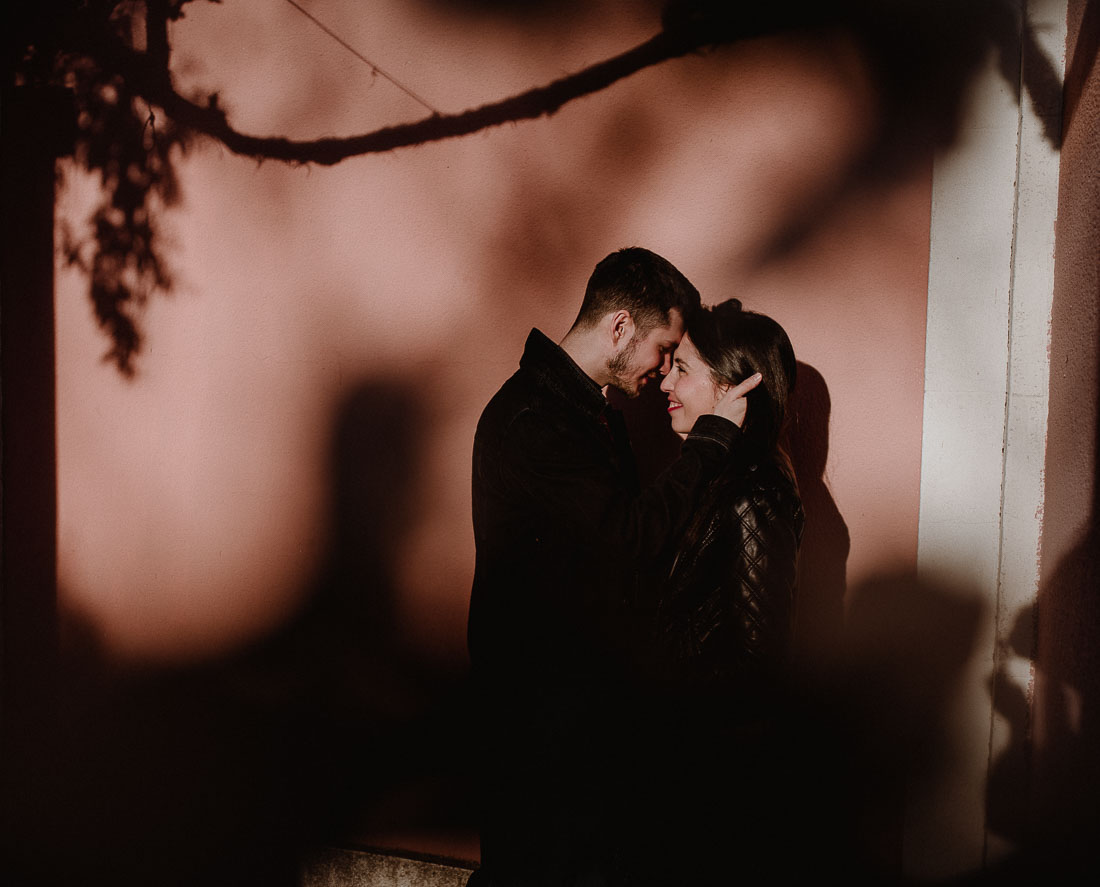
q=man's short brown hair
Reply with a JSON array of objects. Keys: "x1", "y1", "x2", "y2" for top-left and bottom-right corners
[{"x1": 572, "y1": 247, "x2": 700, "y2": 335}]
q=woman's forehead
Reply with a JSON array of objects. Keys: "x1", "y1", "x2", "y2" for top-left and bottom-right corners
[{"x1": 674, "y1": 333, "x2": 703, "y2": 362}]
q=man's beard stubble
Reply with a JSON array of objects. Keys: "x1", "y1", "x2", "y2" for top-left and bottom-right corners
[{"x1": 605, "y1": 336, "x2": 641, "y2": 398}]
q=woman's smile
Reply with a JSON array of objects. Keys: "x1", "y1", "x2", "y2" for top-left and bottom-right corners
[{"x1": 659, "y1": 334, "x2": 721, "y2": 436}]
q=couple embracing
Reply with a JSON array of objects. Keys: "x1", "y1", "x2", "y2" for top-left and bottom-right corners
[{"x1": 467, "y1": 247, "x2": 804, "y2": 886}]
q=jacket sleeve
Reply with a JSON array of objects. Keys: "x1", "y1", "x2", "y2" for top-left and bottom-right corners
[
  {"x1": 724, "y1": 488, "x2": 799, "y2": 670},
  {"x1": 497, "y1": 409, "x2": 739, "y2": 566}
]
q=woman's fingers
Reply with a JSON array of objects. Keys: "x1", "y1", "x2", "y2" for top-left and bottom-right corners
[
  {"x1": 727, "y1": 372, "x2": 763, "y2": 399},
  {"x1": 712, "y1": 372, "x2": 762, "y2": 428}
]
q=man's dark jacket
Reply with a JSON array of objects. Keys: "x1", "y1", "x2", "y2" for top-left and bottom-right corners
[{"x1": 467, "y1": 329, "x2": 738, "y2": 886}]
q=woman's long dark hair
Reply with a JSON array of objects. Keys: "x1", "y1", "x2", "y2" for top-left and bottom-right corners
[{"x1": 687, "y1": 300, "x2": 797, "y2": 471}]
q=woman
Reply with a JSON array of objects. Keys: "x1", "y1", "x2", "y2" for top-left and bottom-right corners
[
  {"x1": 656, "y1": 299, "x2": 803, "y2": 690},
  {"x1": 622, "y1": 300, "x2": 804, "y2": 885}
]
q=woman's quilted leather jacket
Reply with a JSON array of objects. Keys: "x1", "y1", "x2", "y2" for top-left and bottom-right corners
[{"x1": 654, "y1": 451, "x2": 804, "y2": 696}]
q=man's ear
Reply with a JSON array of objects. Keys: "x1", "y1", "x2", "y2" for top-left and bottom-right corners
[{"x1": 610, "y1": 310, "x2": 634, "y2": 346}]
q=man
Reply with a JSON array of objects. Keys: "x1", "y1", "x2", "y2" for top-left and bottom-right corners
[{"x1": 466, "y1": 248, "x2": 759, "y2": 886}]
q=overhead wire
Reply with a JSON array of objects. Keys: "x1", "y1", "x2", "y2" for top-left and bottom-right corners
[{"x1": 282, "y1": 0, "x2": 440, "y2": 115}]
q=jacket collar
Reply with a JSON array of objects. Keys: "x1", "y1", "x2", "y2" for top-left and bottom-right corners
[{"x1": 520, "y1": 328, "x2": 608, "y2": 419}]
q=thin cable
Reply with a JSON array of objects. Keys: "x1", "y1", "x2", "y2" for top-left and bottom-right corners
[{"x1": 282, "y1": 0, "x2": 439, "y2": 115}]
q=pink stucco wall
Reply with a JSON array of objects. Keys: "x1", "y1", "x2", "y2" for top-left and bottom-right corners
[
  {"x1": 55, "y1": 0, "x2": 930, "y2": 665},
  {"x1": 1032, "y1": 0, "x2": 1100, "y2": 861}
]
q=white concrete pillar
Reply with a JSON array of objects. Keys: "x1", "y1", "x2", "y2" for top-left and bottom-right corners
[{"x1": 913, "y1": 0, "x2": 1067, "y2": 879}]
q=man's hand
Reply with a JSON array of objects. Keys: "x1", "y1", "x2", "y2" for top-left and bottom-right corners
[{"x1": 711, "y1": 373, "x2": 762, "y2": 428}]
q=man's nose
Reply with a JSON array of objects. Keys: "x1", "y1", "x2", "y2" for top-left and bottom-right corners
[{"x1": 659, "y1": 353, "x2": 672, "y2": 375}]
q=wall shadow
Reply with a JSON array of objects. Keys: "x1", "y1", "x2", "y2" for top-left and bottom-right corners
[
  {"x1": 1, "y1": 379, "x2": 478, "y2": 886},
  {"x1": 1, "y1": 84, "x2": 68, "y2": 822},
  {"x1": 782, "y1": 569, "x2": 986, "y2": 883},
  {"x1": 969, "y1": 524, "x2": 1098, "y2": 884},
  {"x1": 1015, "y1": 530, "x2": 1099, "y2": 878},
  {"x1": 983, "y1": 548, "x2": 1099, "y2": 883},
  {"x1": 787, "y1": 361, "x2": 850, "y2": 661}
]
